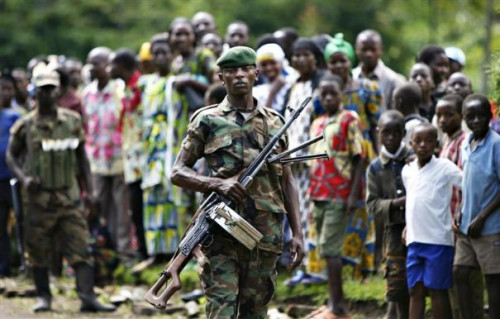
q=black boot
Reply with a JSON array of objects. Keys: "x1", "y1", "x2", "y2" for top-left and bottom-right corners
[
  {"x1": 74, "y1": 262, "x2": 116, "y2": 312},
  {"x1": 32, "y1": 267, "x2": 51, "y2": 312}
]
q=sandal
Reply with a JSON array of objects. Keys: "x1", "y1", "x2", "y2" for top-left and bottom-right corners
[
  {"x1": 307, "y1": 307, "x2": 352, "y2": 319},
  {"x1": 306, "y1": 305, "x2": 328, "y2": 318}
]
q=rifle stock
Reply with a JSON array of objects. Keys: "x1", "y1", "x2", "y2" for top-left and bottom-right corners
[{"x1": 144, "y1": 246, "x2": 204, "y2": 309}]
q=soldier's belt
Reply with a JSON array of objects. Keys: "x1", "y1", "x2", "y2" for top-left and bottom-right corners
[{"x1": 207, "y1": 202, "x2": 263, "y2": 250}]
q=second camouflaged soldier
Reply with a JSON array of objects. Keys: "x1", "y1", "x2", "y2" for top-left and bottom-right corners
[
  {"x1": 6, "y1": 64, "x2": 115, "y2": 313},
  {"x1": 170, "y1": 46, "x2": 305, "y2": 318}
]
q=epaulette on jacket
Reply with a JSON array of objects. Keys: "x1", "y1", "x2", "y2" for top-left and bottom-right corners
[
  {"x1": 189, "y1": 103, "x2": 219, "y2": 122},
  {"x1": 58, "y1": 107, "x2": 82, "y2": 121},
  {"x1": 265, "y1": 107, "x2": 286, "y2": 124}
]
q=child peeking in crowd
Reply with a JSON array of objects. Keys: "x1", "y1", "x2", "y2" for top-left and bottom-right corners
[
  {"x1": 367, "y1": 110, "x2": 412, "y2": 319},
  {"x1": 393, "y1": 83, "x2": 429, "y2": 146},
  {"x1": 409, "y1": 63, "x2": 435, "y2": 122},
  {"x1": 402, "y1": 123, "x2": 462, "y2": 319},
  {"x1": 307, "y1": 74, "x2": 365, "y2": 319},
  {"x1": 436, "y1": 94, "x2": 467, "y2": 216}
]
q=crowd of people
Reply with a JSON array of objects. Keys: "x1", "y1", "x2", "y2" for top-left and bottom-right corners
[{"x1": 0, "y1": 10, "x2": 499, "y2": 319}]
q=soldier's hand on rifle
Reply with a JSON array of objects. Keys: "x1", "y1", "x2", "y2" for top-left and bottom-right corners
[
  {"x1": 22, "y1": 176, "x2": 40, "y2": 193},
  {"x1": 287, "y1": 235, "x2": 305, "y2": 271},
  {"x1": 211, "y1": 175, "x2": 246, "y2": 205}
]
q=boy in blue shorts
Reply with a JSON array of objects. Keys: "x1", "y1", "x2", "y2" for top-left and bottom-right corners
[{"x1": 402, "y1": 123, "x2": 462, "y2": 319}]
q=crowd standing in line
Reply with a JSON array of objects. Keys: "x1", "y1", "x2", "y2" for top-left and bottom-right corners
[{"x1": 0, "y1": 11, "x2": 499, "y2": 319}]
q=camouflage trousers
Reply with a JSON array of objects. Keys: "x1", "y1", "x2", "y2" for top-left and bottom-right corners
[
  {"x1": 198, "y1": 233, "x2": 279, "y2": 319},
  {"x1": 24, "y1": 203, "x2": 92, "y2": 268},
  {"x1": 384, "y1": 223, "x2": 409, "y2": 302}
]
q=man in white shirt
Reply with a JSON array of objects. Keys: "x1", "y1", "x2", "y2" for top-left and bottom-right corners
[
  {"x1": 402, "y1": 123, "x2": 462, "y2": 319},
  {"x1": 353, "y1": 29, "x2": 405, "y2": 112}
]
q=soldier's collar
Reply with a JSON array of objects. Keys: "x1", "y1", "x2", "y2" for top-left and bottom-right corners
[
  {"x1": 218, "y1": 96, "x2": 265, "y2": 116},
  {"x1": 33, "y1": 107, "x2": 65, "y2": 124}
]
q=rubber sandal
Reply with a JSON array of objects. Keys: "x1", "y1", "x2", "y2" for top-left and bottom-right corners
[{"x1": 306, "y1": 305, "x2": 327, "y2": 318}]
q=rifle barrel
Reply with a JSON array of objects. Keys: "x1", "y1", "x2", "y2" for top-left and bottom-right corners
[
  {"x1": 277, "y1": 152, "x2": 329, "y2": 164},
  {"x1": 267, "y1": 134, "x2": 323, "y2": 164}
]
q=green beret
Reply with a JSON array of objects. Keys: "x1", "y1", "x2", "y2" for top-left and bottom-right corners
[
  {"x1": 217, "y1": 46, "x2": 257, "y2": 68},
  {"x1": 324, "y1": 33, "x2": 355, "y2": 66}
]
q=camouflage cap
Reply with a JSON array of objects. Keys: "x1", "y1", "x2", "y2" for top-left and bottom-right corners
[
  {"x1": 216, "y1": 46, "x2": 256, "y2": 68},
  {"x1": 32, "y1": 62, "x2": 60, "y2": 88}
]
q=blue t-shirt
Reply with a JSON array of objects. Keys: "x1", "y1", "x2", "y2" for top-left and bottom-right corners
[
  {"x1": 461, "y1": 129, "x2": 500, "y2": 236},
  {"x1": 0, "y1": 108, "x2": 21, "y2": 180}
]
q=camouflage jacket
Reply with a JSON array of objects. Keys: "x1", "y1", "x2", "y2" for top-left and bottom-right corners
[
  {"x1": 366, "y1": 145, "x2": 412, "y2": 226},
  {"x1": 182, "y1": 97, "x2": 288, "y2": 215},
  {"x1": 366, "y1": 145, "x2": 412, "y2": 257},
  {"x1": 9, "y1": 107, "x2": 85, "y2": 208}
]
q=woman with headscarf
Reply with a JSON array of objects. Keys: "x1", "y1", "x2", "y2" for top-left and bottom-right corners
[
  {"x1": 253, "y1": 43, "x2": 293, "y2": 115},
  {"x1": 325, "y1": 33, "x2": 381, "y2": 159},
  {"x1": 324, "y1": 34, "x2": 381, "y2": 279}
]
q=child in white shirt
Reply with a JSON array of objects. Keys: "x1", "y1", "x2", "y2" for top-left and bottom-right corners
[{"x1": 402, "y1": 123, "x2": 462, "y2": 319}]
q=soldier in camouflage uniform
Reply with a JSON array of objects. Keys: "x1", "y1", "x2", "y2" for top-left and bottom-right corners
[
  {"x1": 6, "y1": 64, "x2": 115, "y2": 313},
  {"x1": 170, "y1": 46, "x2": 305, "y2": 318}
]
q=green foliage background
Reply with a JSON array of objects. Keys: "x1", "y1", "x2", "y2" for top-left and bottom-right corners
[{"x1": 1, "y1": 0, "x2": 499, "y2": 92}]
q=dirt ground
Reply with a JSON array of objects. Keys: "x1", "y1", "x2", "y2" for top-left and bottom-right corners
[
  {"x1": 0, "y1": 276, "x2": 386, "y2": 319},
  {"x1": 0, "y1": 294, "x2": 193, "y2": 319},
  {"x1": 0, "y1": 294, "x2": 387, "y2": 319}
]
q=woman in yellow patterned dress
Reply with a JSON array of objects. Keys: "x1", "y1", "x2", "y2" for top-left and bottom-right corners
[{"x1": 140, "y1": 34, "x2": 191, "y2": 262}]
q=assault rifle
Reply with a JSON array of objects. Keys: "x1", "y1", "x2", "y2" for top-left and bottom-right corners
[{"x1": 144, "y1": 96, "x2": 328, "y2": 309}]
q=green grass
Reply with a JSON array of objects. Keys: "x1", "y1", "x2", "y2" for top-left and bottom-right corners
[
  {"x1": 344, "y1": 277, "x2": 386, "y2": 305},
  {"x1": 274, "y1": 272, "x2": 386, "y2": 306},
  {"x1": 115, "y1": 261, "x2": 201, "y2": 292},
  {"x1": 116, "y1": 259, "x2": 388, "y2": 312}
]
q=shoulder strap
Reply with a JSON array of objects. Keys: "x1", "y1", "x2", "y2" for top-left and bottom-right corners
[
  {"x1": 25, "y1": 117, "x2": 33, "y2": 163},
  {"x1": 190, "y1": 103, "x2": 219, "y2": 122},
  {"x1": 23, "y1": 116, "x2": 35, "y2": 178}
]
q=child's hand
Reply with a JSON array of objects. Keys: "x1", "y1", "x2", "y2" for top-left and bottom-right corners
[
  {"x1": 467, "y1": 214, "x2": 486, "y2": 238},
  {"x1": 346, "y1": 194, "x2": 357, "y2": 214},
  {"x1": 401, "y1": 227, "x2": 407, "y2": 245},
  {"x1": 405, "y1": 154, "x2": 417, "y2": 164},
  {"x1": 307, "y1": 212, "x2": 314, "y2": 225},
  {"x1": 452, "y1": 212, "x2": 461, "y2": 233}
]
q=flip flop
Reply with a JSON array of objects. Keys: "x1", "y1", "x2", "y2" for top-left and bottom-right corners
[
  {"x1": 307, "y1": 307, "x2": 352, "y2": 319},
  {"x1": 305, "y1": 305, "x2": 328, "y2": 318}
]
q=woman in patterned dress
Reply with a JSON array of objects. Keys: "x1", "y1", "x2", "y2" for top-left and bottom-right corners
[
  {"x1": 139, "y1": 34, "x2": 192, "y2": 266},
  {"x1": 283, "y1": 38, "x2": 326, "y2": 279}
]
